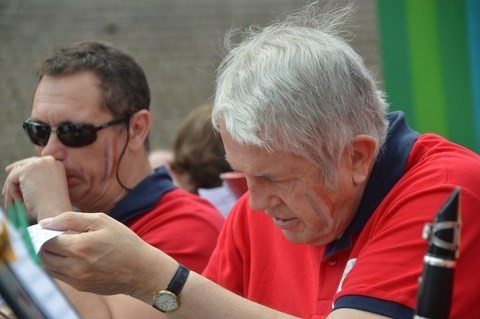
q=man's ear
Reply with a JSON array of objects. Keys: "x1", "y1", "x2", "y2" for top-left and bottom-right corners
[
  {"x1": 349, "y1": 134, "x2": 377, "y2": 185},
  {"x1": 127, "y1": 109, "x2": 150, "y2": 150}
]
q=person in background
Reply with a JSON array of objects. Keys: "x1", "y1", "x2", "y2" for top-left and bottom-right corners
[
  {"x1": 169, "y1": 103, "x2": 231, "y2": 194},
  {"x1": 4, "y1": 1, "x2": 480, "y2": 318},
  {"x1": 149, "y1": 104, "x2": 246, "y2": 217},
  {"x1": 151, "y1": 103, "x2": 242, "y2": 217},
  {"x1": 3, "y1": 41, "x2": 224, "y2": 318},
  {"x1": 148, "y1": 149, "x2": 175, "y2": 171}
]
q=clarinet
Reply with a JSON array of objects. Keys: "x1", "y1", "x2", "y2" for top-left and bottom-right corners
[{"x1": 414, "y1": 187, "x2": 461, "y2": 319}]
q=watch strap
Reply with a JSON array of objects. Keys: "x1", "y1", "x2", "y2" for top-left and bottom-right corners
[{"x1": 166, "y1": 264, "x2": 190, "y2": 296}]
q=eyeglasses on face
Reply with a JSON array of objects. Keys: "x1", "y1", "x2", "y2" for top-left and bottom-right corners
[{"x1": 22, "y1": 117, "x2": 130, "y2": 148}]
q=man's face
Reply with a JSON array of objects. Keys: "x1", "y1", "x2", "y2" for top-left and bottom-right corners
[
  {"x1": 30, "y1": 71, "x2": 126, "y2": 211},
  {"x1": 221, "y1": 129, "x2": 364, "y2": 246}
]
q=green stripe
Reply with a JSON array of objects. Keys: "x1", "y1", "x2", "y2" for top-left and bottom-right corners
[
  {"x1": 376, "y1": 0, "x2": 415, "y2": 128},
  {"x1": 406, "y1": 0, "x2": 447, "y2": 135},
  {"x1": 437, "y1": 0, "x2": 475, "y2": 150},
  {"x1": 467, "y1": 0, "x2": 480, "y2": 152}
]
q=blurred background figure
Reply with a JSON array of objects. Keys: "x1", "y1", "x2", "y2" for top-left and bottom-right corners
[
  {"x1": 170, "y1": 103, "x2": 231, "y2": 193},
  {"x1": 150, "y1": 103, "x2": 246, "y2": 217},
  {"x1": 148, "y1": 148, "x2": 174, "y2": 170}
]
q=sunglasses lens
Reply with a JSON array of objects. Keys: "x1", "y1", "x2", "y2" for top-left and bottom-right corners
[
  {"x1": 57, "y1": 123, "x2": 97, "y2": 147},
  {"x1": 23, "y1": 122, "x2": 51, "y2": 146}
]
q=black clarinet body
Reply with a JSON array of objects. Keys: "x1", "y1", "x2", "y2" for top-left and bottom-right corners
[{"x1": 414, "y1": 187, "x2": 461, "y2": 319}]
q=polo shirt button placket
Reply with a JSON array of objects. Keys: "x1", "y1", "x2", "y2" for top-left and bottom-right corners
[{"x1": 328, "y1": 256, "x2": 337, "y2": 266}]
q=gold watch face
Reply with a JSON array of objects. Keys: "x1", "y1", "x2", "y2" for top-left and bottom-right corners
[{"x1": 153, "y1": 290, "x2": 179, "y2": 312}]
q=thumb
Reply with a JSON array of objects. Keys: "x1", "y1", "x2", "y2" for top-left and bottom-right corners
[{"x1": 39, "y1": 211, "x2": 96, "y2": 232}]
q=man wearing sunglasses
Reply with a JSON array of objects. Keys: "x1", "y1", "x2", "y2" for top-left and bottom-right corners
[{"x1": 3, "y1": 41, "x2": 225, "y2": 318}]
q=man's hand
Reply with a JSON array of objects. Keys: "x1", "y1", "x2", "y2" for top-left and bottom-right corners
[
  {"x1": 38, "y1": 212, "x2": 171, "y2": 300},
  {"x1": 3, "y1": 156, "x2": 72, "y2": 220}
]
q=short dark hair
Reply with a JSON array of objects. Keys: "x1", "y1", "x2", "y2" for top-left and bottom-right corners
[{"x1": 38, "y1": 41, "x2": 150, "y2": 119}]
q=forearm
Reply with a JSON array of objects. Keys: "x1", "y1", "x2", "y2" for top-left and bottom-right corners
[
  {"x1": 58, "y1": 281, "x2": 165, "y2": 319},
  {"x1": 34, "y1": 198, "x2": 72, "y2": 221},
  {"x1": 57, "y1": 281, "x2": 112, "y2": 318},
  {"x1": 137, "y1": 250, "x2": 299, "y2": 319},
  {"x1": 173, "y1": 272, "x2": 299, "y2": 319}
]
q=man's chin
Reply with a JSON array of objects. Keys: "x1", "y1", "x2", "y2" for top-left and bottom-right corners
[
  {"x1": 281, "y1": 230, "x2": 331, "y2": 246},
  {"x1": 66, "y1": 175, "x2": 82, "y2": 187},
  {"x1": 67, "y1": 186, "x2": 85, "y2": 208},
  {"x1": 281, "y1": 230, "x2": 305, "y2": 244}
]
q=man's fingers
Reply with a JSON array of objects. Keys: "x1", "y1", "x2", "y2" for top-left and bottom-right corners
[
  {"x1": 39, "y1": 211, "x2": 101, "y2": 232},
  {"x1": 4, "y1": 159, "x2": 27, "y2": 173},
  {"x1": 2, "y1": 164, "x2": 24, "y2": 206}
]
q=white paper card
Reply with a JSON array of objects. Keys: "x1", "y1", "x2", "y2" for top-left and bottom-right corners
[{"x1": 28, "y1": 223, "x2": 64, "y2": 254}]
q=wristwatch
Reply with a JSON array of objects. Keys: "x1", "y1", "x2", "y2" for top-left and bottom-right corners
[{"x1": 152, "y1": 264, "x2": 190, "y2": 312}]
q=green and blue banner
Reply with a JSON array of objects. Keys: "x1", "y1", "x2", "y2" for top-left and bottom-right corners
[{"x1": 376, "y1": 0, "x2": 479, "y2": 152}]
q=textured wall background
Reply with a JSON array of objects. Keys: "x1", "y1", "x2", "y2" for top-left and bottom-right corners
[{"x1": 0, "y1": 0, "x2": 380, "y2": 206}]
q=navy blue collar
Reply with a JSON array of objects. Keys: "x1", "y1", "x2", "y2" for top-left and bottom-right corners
[
  {"x1": 109, "y1": 166, "x2": 177, "y2": 224},
  {"x1": 324, "y1": 111, "x2": 419, "y2": 258}
]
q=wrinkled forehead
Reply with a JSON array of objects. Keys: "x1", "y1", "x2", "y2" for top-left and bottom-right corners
[{"x1": 32, "y1": 73, "x2": 107, "y2": 121}]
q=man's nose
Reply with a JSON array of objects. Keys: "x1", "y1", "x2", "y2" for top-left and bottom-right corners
[
  {"x1": 247, "y1": 179, "x2": 281, "y2": 212},
  {"x1": 39, "y1": 132, "x2": 67, "y2": 161}
]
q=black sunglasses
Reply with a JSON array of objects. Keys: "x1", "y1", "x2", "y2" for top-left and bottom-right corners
[{"x1": 22, "y1": 117, "x2": 130, "y2": 147}]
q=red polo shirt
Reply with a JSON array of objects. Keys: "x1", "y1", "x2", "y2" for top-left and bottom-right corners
[{"x1": 203, "y1": 112, "x2": 480, "y2": 318}]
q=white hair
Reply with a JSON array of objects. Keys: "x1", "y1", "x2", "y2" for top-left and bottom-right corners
[{"x1": 212, "y1": 1, "x2": 389, "y2": 187}]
